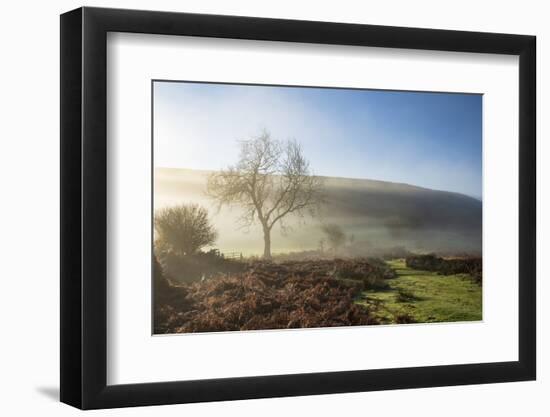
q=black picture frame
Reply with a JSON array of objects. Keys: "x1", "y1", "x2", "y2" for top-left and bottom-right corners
[{"x1": 60, "y1": 6, "x2": 536, "y2": 410}]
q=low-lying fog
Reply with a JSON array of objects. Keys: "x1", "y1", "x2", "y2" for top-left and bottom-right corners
[{"x1": 154, "y1": 168, "x2": 482, "y2": 257}]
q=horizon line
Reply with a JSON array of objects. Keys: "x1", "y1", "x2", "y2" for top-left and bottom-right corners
[{"x1": 154, "y1": 166, "x2": 483, "y2": 202}]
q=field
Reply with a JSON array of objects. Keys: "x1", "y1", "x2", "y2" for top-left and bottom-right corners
[
  {"x1": 153, "y1": 168, "x2": 483, "y2": 333},
  {"x1": 154, "y1": 256, "x2": 482, "y2": 333},
  {"x1": 358, "y1": 259, "x2": 482, "y2": 324},
  {"x1": 152, "y1": 82, "x2": 483, "y2": 334}
]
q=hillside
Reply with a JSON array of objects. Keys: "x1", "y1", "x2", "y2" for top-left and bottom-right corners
[{"x1": 154, "y1": 168, "x2": 482, "y2": 256}]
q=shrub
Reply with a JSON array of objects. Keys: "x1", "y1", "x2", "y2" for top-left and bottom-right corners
[
  {"x1": 406, "y1": 254, "x2": 482, "y2": 284},
  {"x1": 321, "y1": 224, "x2": 346, "y2": 252},
  {"x1": 329, "y1": 258, "x2": 394, "y2": 289},
  {"x1": 406, "y1": 254, "x2": 442, "y2": 270},
  {"x1": 154, "y1": 204, "x2": 217, "y2": 257}
]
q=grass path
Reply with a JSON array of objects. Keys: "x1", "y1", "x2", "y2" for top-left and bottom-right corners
[{"x1": 357, "y1": 259, "x2": 482, "y2": 324}]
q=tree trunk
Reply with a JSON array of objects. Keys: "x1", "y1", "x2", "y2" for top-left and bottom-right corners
[{"x1": 262, "y1": 226, "x2": 272, "y2": 259}]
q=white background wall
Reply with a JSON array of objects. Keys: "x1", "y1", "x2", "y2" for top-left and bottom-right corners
[{"x1": 0, "y1": 0, "x2": 546, "y2": 415}]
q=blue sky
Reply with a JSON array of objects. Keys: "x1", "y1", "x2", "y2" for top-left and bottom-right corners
[{"x1": 154, "y1": 81, "x2": 482, "y2": 199}]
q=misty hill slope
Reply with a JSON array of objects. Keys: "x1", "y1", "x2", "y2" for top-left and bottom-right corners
[
  {"x1": 322, "y1": 176, "x2": 481, "y2": 233},
  {"x1": 155, "y1": 168, "x2": 482, "y2": 255}
]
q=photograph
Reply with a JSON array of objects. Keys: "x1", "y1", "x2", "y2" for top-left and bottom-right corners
[
  {"x1": 52, "y1": 4, "x2": 539, "y2": 412},
  {"x1": 152, "y1": 81, "x2": 483, "y2": 334}
]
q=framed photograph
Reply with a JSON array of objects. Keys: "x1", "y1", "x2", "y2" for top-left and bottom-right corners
[{"x1": 60, "y1": 7, "x2": 536, "y2": 409}]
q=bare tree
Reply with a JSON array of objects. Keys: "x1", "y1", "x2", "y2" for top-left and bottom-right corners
[
  {"x1": 321, "y1": 224, "x2": 346, "y2": 253},
  {"x1": 207, "y1": 130, "x2": 324, "y2": 259},
  {"x1": 154, "y1": 204, "x2": 217, "y2": 257}
]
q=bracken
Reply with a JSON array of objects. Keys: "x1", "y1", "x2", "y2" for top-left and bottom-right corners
[{"x1": 154, "y1": 259, "x2": 384, "y2": 333}]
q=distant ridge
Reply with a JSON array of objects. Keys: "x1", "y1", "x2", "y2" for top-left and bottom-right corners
[
  {"x1": 157, "y1": 167, "x2": 478, "y2": 200},
  {"x1": 155, "y1": 167, "x2": 482, "y2": 254}
]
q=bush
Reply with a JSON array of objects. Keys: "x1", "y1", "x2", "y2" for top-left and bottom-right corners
[
  {"x1": 406, "y1": 254, "x2": 482, "y2": 284},
  {"x1": 406, "y1": 254, "x2": 442, "y2": 270},
  {"x1": 154, "y1": 204, "x2": 217, "y2": 257},
  {"x1": 321, "y1": 224, "x2": 346, "y2": 252},
  {"x1": 328, "y1": 258, "x2": 394, "y2": 289}
]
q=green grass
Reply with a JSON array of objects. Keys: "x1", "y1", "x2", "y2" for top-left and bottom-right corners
[{"x1": 356, "y1": 259, "x2": 482, "y2": 324}]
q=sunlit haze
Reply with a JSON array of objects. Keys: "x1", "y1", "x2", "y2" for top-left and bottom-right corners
[{"x1": 153, "y1": 81, "x2": 482, "y2": 199}]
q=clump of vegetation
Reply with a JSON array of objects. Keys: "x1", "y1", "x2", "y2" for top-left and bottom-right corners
[
  {"x1": 406, "y1": 254, "x2": 441, "y2": 270},
  {"x1": 405, "y1": 254, "x2": 482, "y2": 284},
  {"x1": 330, "y1": 258, "x2": 395, "y2": 289},
  {"x1": 154, "y1": 260, "x2": 380, "y2": 333},
  {"x1": 154, "y1": 204, "x2": 217, "y2": 257},
  {"x1": 366, "y1": 257, "x2": 397, "y2": 278},
  {"x1": 154, "y1": 203, "x2": 244, "y2": 283},
  {"x1": 321, "y1": 224, "x2": 347, "y2": 253}
]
